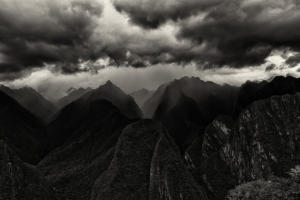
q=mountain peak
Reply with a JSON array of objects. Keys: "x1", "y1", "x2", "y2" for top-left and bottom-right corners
[
  {"x1": 96, "y1": 80, "x2": 119, "y2": 91},
  {"x1": 105, "y1": 80, "x2": 114, "y2": 86},
  {"x1": 78, "y1": 81, "x2": 142, "y2": 119}
]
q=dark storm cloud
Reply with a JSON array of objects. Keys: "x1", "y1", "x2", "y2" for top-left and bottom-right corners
[
  {"x1": 1, "y1": 0, "x2": 300, "y2": 81},
  {"x1": 265, "y1": 63, "x2": 276, "y2": 72},
  {"x1": 113, "y1": 0, "x2": 222, "y2": 29},
  {"x1": 113, "y1": 0, "x2": 300, "y2": 67},
  {"x1": 285, "y1": 53, "x2": 300, "y2": 67},
  {"x1": 0, "y1": 0, "x2": 103, "y2": 77}
]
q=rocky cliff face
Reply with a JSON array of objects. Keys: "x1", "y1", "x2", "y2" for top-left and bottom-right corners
[
  {"x1": 0, "y1": 141, "x2": 57, "y2": 200},
  {"x1": 226, "y1": 93, "x2": 300, "y2": 181},
  {"x1": 91, "y1": 120, "x2": 208, "y2": 200},
  {"x1": 186, "y1": 93, "x2": 300, "y2": 199}
]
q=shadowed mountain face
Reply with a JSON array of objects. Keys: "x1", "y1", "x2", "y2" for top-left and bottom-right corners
[
  {"x1": 0, "y1": 85, "x2": 57, "y2": 122},
  {"x1": 91, "y1": 119, "x2": 208, "y2": 200},
  {"x1": 142, "y1": 83, "x2": 168, "y2": 118},
  {"x1": 0, "y1": 141, "x2": 57, "y2": 200},
  {"x1": 55, "y1": 87, "x2": 92, "y2": 109},
  {"x1": 186, "y1": 93, "x2": 300, "y2": 200},
  {"x1": 81, "y1": 81, "x2": 142, "y2": 119},
  {"x1": 143, "y1": 76, "x2": 300, "y2": 151},
  {"x1": 39, "y1": 100, "x2": 133, "y2": 200},
  {"x1": 48, "y1": 81, "x2": 142, "y2": 150},
  {"x1": 144, "y1": 77, "x2": 239, "y2": 150},
  {"x1": 0, "y1": 91, "x2": 46, "y2": 164},
  {"x1": 235, "y1": 76, "x2": 300, "y2": 115},
  {"x1": 129, "y1": 88, "x2": 154, "y2": 108}
]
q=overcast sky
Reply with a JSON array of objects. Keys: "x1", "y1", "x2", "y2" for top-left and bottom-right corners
[{"x1": 0, "y1": 0, "x2": 300, "y2": 101}]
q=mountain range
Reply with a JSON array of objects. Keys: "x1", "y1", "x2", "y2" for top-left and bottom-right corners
[
  {"x1": 0, "y1": 75, "x2": 299, "y2": 200},
  {"x1": 0, "y1": 85, "x2": 57, "y2": 122},
  {"x1": 129, "y1": 88, "x2": 154, "y2": 108}
]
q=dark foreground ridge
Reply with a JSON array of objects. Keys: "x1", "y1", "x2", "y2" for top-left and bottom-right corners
[
  {"x1": 91, "y1": 119, "x2": 208, "y2": 200},
  {"x1": 0, "y1": 140, "x2": 56, "y2": 200}
]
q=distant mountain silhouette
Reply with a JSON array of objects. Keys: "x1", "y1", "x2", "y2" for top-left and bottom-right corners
[
  {"x1": 0, "y1": 91, "x2": 46, "y2": 164},
  {"x1": 47, "y1": 81, "x2": 142, "y2": 150},
  {"x1": 142, "y1": 83, "x2": 168, "y2": 118},
  {"x1": 55, "y1": 87, "x2": 92, "y2": 109},
  {"x1": 0, "y1": 85, "x2": 57, "y2": 122},
  {"x1": 235, "y1": 75, "x2": 300, "y2": 115},
  {"x1": 80, "y1": 81, "x2": 142, "y2": 119},
  {"x1": 130, "y1": 88, "x2": 154, "y2": 108},
  {"x1": 0, "y1": 140, "x2": 57, "y2": 200}
]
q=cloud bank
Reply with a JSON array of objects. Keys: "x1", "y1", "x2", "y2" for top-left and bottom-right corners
[{"x1": 0, "y1": 0, "x2": 300, "y2": 80}]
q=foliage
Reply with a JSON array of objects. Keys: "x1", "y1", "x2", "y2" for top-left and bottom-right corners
[
  {"x1": 289, "y1": 165, "x2": 300, "y2": 183},
  {"x1": 227, "y1": 176, "x2": 300, "y2": 200}
]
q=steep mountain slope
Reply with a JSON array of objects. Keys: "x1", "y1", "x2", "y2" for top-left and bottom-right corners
[
  {"x1": 48, "y1": 81, "x2": 142, "y2": 150},
  {"x1": 186, "y1": 93, "x2": 300, "y2": 200},
  {"x1": 39, "y1": 100, "x2": 133, "y2": 200},
  {"x1": 81, "y1": 81, "x2": 142, "y2": 119},
  {"x1": 0, "y1": 91, "x2": 46, "y2": 164},
  {"x1": 0, "y1": 140, "x2": 57, "y2": 200},
  {"x1": 55, "y1": 87, "x2": 92, "y2": 109},
  {"x1": 129, "y1": 88, "x2": 154, "y2": 108},
  {"x1": 144, "y1": 77, "x2": 238, "y2": 150},
  {"x1": 235, "y1": 75, "x2": 300, "y2": 115},
  {"x1": 142, "y1": 83, "x2": 168, "y2": 118},
  {"x1": 0, "y1": 85, "x2": 57, "y2": 122},
  {"x1": 91, "y1": 119, "x2": 208, "y2": 200}
]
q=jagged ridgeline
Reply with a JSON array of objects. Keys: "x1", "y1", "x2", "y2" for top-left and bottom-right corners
[{"x1": 0, "y1": 76, "x2": 299, "y2": 200}]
